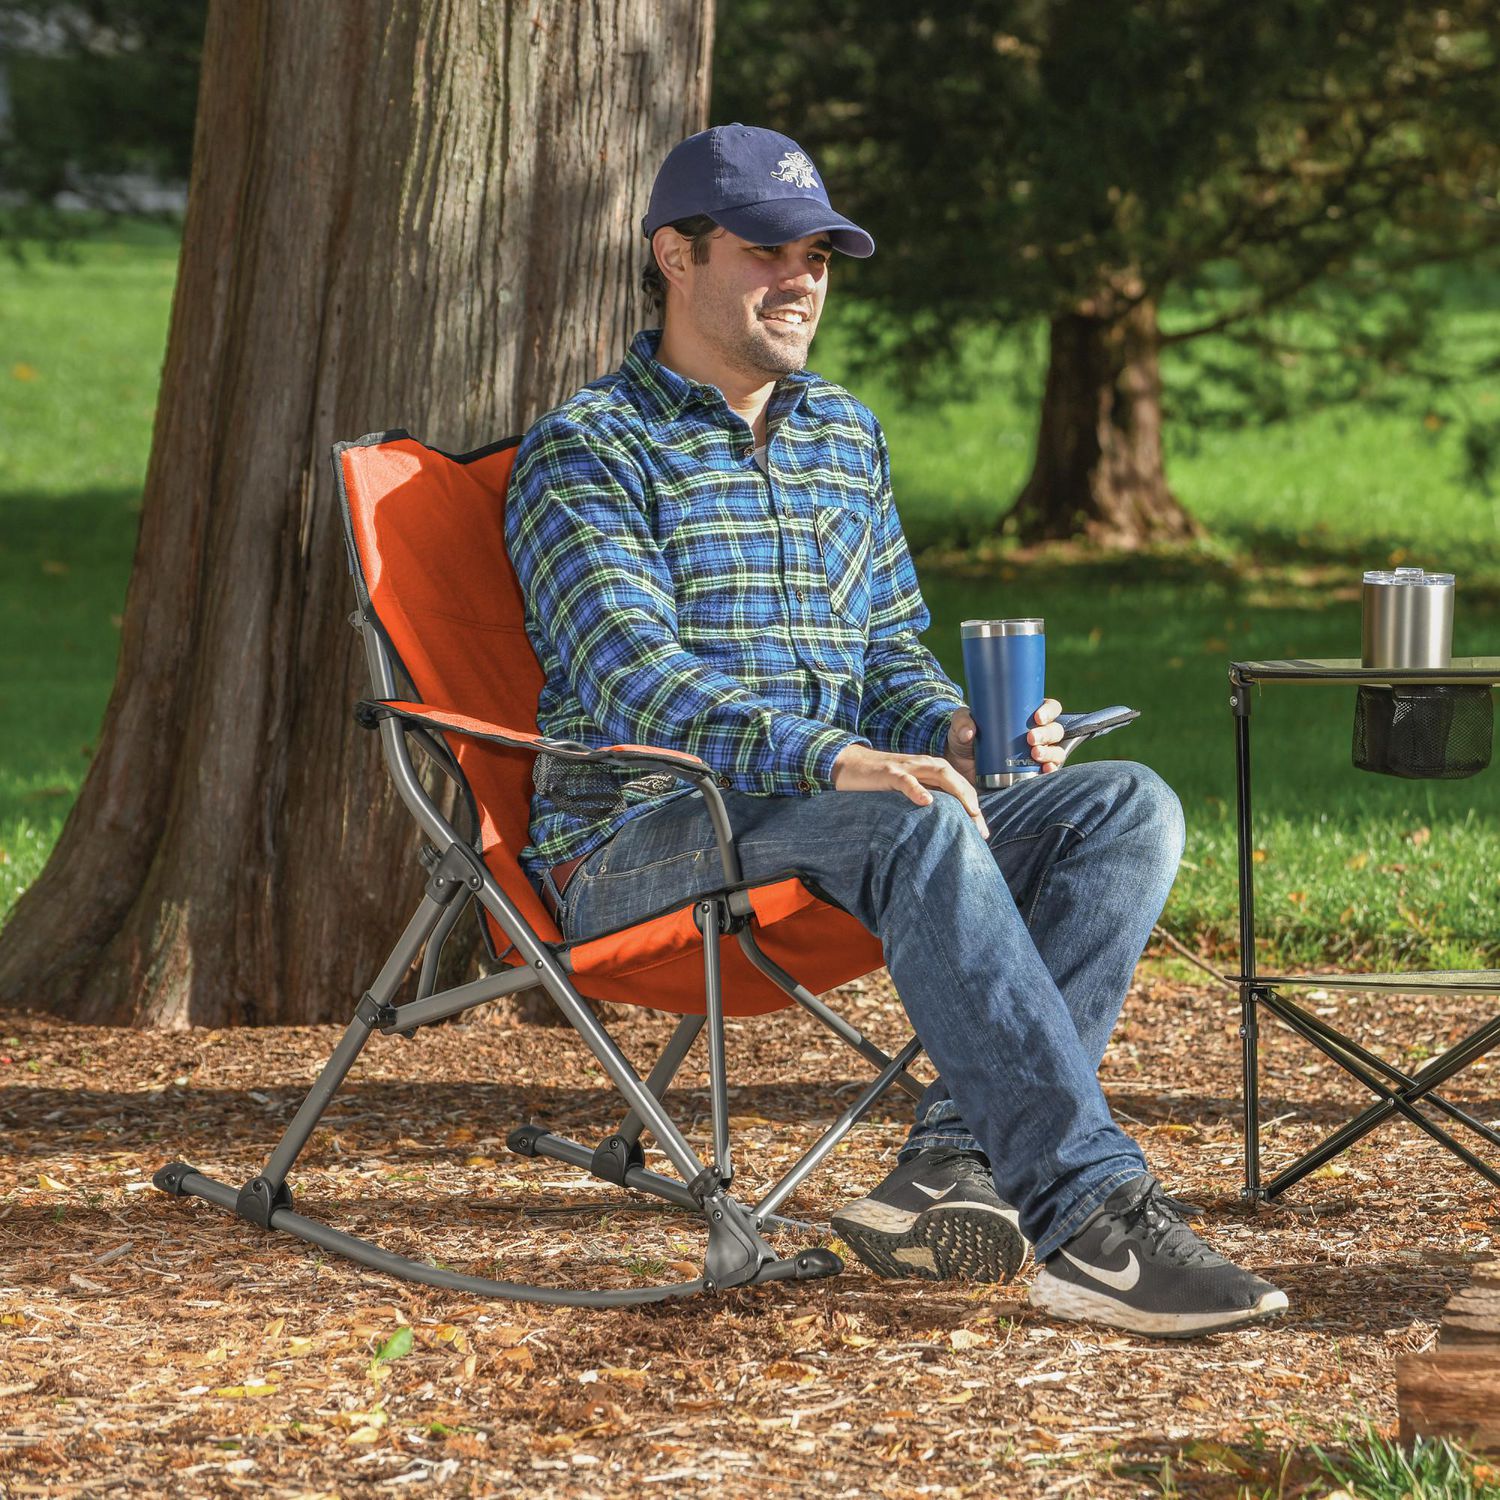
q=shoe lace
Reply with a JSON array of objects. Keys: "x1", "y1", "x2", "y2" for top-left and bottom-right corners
[
  {"x1": 949, "y1": 1151, "x2": 992, "y2": 1179},
  {"x1": 1110, "y1": 1177, "x2": 1220, "y2": 1268}
]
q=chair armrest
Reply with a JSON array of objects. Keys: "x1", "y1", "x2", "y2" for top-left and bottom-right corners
[
  {"x1": 355, "y1": 698, "x2": 747, "y2": 887},
  {"x1": 355, "y1": 698, "x2": 714, "y2": 780}
]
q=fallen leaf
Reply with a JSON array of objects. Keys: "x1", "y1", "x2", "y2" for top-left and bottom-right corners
[
  {"x1": 949, "y1": 1328, "x2": 989, "y2": 1351},
  {"x1": 211, "y1": 1384, "x2": 279, "y2": 1398},
  {"x1": 372, "y1": 1326, "x2": 413, "y2": 1363},
  {"x1": 1181, "y1": 1439, "x2": 1256, "y2": 1475},
  {"x1": 36, "y1": 1174, "x2": 67, "y2": 1192}
]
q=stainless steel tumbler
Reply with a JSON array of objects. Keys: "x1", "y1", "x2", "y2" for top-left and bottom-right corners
[{"x1": 1361, "y1": 567, "x2": 1454, "y2": 669}]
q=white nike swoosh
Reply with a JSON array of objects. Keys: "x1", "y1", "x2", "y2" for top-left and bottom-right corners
[
  {"x1": 910, "y1": 1182, "x2": 958, "y2": 1202},
  {"x1": 1061, "y1": 1246, "x2": 1141, "y2": 1291}
]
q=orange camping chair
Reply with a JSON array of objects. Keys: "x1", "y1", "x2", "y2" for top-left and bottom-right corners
[{"x1": 153, "y1": 430, "x2": 926, "y2": 1306}]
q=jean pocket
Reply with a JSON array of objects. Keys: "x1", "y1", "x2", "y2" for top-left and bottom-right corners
[{"x1": 813, "y1": 504, "x2": 872, "y2": 625}]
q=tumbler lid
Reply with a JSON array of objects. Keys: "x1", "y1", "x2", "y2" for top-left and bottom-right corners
[
  {"x1": 961, "y1": 618, "x2": 1043, "y2": 638},
  {"x1": 1363, "y1": 567, "x2": 1454, "y2": 587}
]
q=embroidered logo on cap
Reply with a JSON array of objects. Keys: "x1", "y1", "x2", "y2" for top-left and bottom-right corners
[{"x1": 771, "y1": 150, "x2": 818, "y2": 190}]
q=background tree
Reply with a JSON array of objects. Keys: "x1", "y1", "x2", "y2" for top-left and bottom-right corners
[
  {"x1": 0, "y1": 0, "x2": 713, "y2": 1027},
  {"x1": 0, "y1": 0, "x2": 203, "y2": 237},
  {"x1": 715, "y1": 0, "x2": 1499, "y2": 546}
]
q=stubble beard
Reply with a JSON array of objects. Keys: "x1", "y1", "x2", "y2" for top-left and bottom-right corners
[{"x1": 702, "y1": 289, "x2": 814, "y2": 381}]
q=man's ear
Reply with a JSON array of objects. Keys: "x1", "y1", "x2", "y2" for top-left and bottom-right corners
[{"x1": 651, "y1": 226, "x2": 692, "y2": 296}]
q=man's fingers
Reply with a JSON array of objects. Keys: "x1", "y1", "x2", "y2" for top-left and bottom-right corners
[{"x1": 1033, "y1": 698, "x2": 1062, "y2": 726}]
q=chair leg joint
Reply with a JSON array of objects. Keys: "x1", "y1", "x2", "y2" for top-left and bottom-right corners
[
  {"x1": 692, "y1": 898, "x2": 748, "y2": 937},
  {"x1": 686, "y1": 1166, "x2": 726, "y2": 1205},
  {"x1": 702, "y1": 1191, "x2": 774, "y2": 1292},
  {"x1": 506, "y1": 1124, "x2": 547, "y2": 1158},
  {"x1": 355, "y1": 992, "x2": 398, "y2": 1030},
  {"x1": 590, "y1": 1134, "x2": 645, "y2": 1185},
  {"x1": 152, "y1": 1161, "x2": 195, "y2": 1196},
  {"x1": 235, "y1": 1175, "x2": 293, "y2": 1229},
  {"x1": 424, "y1": 842, "x2": 485, "y2": 905}
]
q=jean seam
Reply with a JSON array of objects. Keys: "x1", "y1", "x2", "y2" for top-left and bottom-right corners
[
  {"x1": 593, "y1": 845, "x2": 708, "y2": 881},
  {"x1": 1017, "y1": 822, "x2": 1085, "y2": 929}
]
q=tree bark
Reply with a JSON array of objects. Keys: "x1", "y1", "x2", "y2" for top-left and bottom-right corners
[
  {"x1": 1006, "y1": 297, "x2": 1202, "y2": 549},
  {"x1": 0, "y1": 0, "x2": 712, "y2": 1027}
]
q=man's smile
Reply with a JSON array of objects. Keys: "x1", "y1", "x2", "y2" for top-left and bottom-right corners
[{"x1": 759, "y1": 304, "x2": 811, "y2": 327}]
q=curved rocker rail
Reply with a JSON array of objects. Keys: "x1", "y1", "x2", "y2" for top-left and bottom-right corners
[{"x1": 153, "y1": 1163, "x2": 841, "y2": 1308}]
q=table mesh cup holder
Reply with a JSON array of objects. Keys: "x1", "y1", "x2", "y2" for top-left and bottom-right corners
[{"x1": 1353, "y1": 684, "x2": 1494, "y2": 780}]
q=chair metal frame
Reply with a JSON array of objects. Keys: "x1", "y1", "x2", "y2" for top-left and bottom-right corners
[{"x1": 155, "y1": 434, "x2": 926, "y2": 1306}]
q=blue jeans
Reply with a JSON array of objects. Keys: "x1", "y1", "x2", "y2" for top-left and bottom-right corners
[{"x1": 550, "y1": 761, "x2": 1183, "y2": 1261}]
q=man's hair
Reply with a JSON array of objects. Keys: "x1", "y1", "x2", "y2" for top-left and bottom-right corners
[{"x1": 641, "y1": 214, "x2": 720, "y2": 315}]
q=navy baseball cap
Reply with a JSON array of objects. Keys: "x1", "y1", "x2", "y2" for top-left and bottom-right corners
[{"x1": 642, "y1": 124, "x2": 874, "y2": 259}]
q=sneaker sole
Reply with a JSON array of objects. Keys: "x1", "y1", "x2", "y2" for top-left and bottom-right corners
[
  {"x1": 831, "y1": 1197, "x2": 1029, "y2": 1283},
  {"x1": 1028, "y1": 1266, "x2": 1289, "y2": 1338}
]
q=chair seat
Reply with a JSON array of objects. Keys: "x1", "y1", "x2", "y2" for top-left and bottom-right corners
[{"x1": 487, "y1": 866, "x2": 886, "y2": 1018}]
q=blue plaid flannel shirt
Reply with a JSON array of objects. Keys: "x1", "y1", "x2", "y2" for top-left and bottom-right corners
[{"x1": 506, "y1": 328, "x2": 966, "y2": 888}]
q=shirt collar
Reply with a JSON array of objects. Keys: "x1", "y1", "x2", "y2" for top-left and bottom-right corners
[{"x1": 621, "y1": 328, "x2": 816, "y2": 427}]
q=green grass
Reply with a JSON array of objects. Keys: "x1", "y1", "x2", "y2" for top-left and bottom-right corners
[
  {"x1": 1147, "y1": 1423, "x2": 1500, "y2": 1499},
  {"x1": 1311, "y1": 1425, "x2": 1500, "y2": 1500},
  {"x1": 1, "y1": 225, "x2": 1496, "y2": 972},
  {"x1": 0, "y1": 222, "x2": 176, "y2": 913}
]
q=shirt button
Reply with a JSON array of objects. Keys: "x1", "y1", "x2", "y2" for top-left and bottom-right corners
[
  {"x1": 716, "y1": 774, "x2": 731, "y2": 789},
  {"x1": 794, "y1": 587, "x2": 804, "y2": 601},
  {"x1": 796, "y1": 779, "x2": 812, "y2": 792}
]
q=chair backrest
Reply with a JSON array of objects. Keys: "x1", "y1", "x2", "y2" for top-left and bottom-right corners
[{"x1": 334, "y1": 430, "x2": 550, "y2": 944}]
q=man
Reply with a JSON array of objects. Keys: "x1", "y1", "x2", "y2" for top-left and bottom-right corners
[{"x1": 505, "y1": 124, "x2": 1287, "y2": 1338}]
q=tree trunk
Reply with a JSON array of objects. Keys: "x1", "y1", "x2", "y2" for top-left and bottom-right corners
[
  {"x1": 0, "y1": 0, "x2": 713, "y2": 1027},
  {"x1": 1006, "y1": 297, "x2": 1202, "y2": 548}
]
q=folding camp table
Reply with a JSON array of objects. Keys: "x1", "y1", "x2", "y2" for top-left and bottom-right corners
[{"x1": 1229, "y1": 657, "x2": 1500, "y2": 1201}]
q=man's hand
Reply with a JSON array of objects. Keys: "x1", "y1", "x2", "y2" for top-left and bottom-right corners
[
  {"x1": 945, "y1": 700, "x2": 1071, "y2": 785},
  {"x1": 831, "y1": 742, "x2": 991, "y2": 840}
]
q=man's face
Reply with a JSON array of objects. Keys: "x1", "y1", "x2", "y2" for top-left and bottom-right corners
[{"x1": 670, "y1": 228, "x2": 832, "y2": 380}]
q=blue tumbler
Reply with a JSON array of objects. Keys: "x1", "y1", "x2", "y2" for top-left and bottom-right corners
[{"x1": 961, "y1": 619, "x2": 1046, "y2": 788}]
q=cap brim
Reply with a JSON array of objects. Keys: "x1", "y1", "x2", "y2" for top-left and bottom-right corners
[{"x1": 709, "y1": 198, "x2": 875, "y2": 259}]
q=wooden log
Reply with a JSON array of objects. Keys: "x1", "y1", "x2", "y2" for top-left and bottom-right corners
[
  {"x1": 1397, "y1": 1353, "x2": 1500, "y2": 1451},
  {"x1": 1396, "y1": 1259, "x2": 1500, "y2": 1451},
  {"x1": 1438, "y1": 1285, "x2": 1500, "y2": 1348}
]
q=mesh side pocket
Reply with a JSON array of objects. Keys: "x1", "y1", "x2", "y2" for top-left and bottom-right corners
[
  {"x1": 1353, "y1": 685, "x2": 1493, "y2": 780},
  {"x1": 532, "y1": 753, "x2": 684, "y2": 818}
]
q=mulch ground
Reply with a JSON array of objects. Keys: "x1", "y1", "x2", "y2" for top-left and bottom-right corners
[{"x1": 2, "y1": 957, "x2": 1497, "y2": 1498}]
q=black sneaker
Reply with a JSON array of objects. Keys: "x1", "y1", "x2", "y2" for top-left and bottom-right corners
[
  {"x1": 830, "y1": 1148, "x2": 1029, "y2": 1283},
  {"x1": 1029, "y1": 1174, "x2": 1288, "y2": 1338}
]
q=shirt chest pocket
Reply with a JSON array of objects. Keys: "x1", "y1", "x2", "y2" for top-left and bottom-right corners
[{"x1": 813, "y1": 504, "x2": 872, "y2": 626}]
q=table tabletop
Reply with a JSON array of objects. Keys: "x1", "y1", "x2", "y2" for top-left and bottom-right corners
[{"x1": 1231, "y1": 657, "x2": 1500, "y2": 686}]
